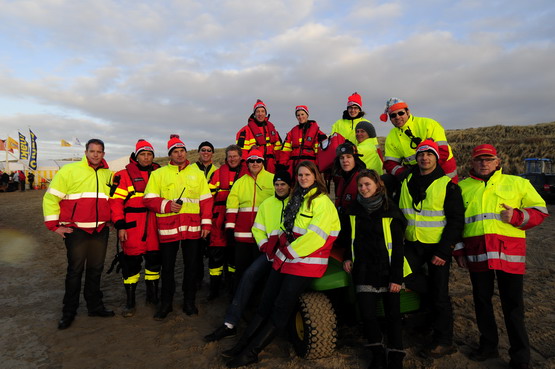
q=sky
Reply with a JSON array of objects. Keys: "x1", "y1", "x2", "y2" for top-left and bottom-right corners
[{"x1": 0, "y1": 0, "x2": 554, "y2": 163}]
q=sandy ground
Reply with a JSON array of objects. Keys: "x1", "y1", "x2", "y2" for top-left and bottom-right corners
[{"x1": 1, "y1": 189, "x2": 554, "y2": 369}]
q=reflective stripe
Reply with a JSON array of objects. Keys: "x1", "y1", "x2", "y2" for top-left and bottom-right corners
[
  {"x1": 454, "y1": 242, "x2": 464, "y2": 251},
  {"x1": 467, "y1": 252, "x2": 526, "y2": 264},
  {"x1": 226, "y1": 222, "x2": 236, "y2": 228},
  {"x1": 209, "y1": 266, "x2": 224, "y2": 276},
  {"x1": 384, "y1": 156, "x2": 401, "y2": 163},
  {"x1": 391, "y1": 165, "x2": 404, "y2": 176},
  {"x1": 287, "y1": 245, "x2": 300, "y2": 259},
  {"x1": 235, "y1": 232, "x2": 252, "y2": 238},
  {"x1": 66, "y1": 192, "x2": 109, "y2": 200},
  {"x1": 402, "y1": 208, "x2": 446, "y2": 217},
  {"x1": 406, "y1": 153, "x2": 416, "y2": 162},
  {"x1": 519, "y1": 208, "x2": 530, "y2": 228},
  {"x1": 436, "y1": 140, "x2": 448, "y2": 145},
  {"x1": 177, "y1": 197, "x2": 200, "y2": 204},
  {"x1": 160, "y1": 199, "x2": 170, "y2": 213},
  {"x1": 159, "y1": 228, "x2": 178, "y2": 236},
  {"x1": 201, "y1": 218, "x2": 211, "y2": 225},
  {"x1": 283, "y1": 256, "x2": 328, "y2": 265},
  {"x1": 239, "y1": 206, "x2": 258, "y2": 212},
  {"x1": 45, "y1": 214, "x2": 59, "y2": 222},
  {"x1": 61, "y1": 221, "x2": 107, "y2": 228},
  {"x1": 292, "y1": 226, "x2": 307, "y2": 235},
  {"x1": 158, "y1": 224, "x2": 202, "y2": 235},
  {"x1": 257, "y1": 238, "x2": 269, "y2": 248},
  {"x1": 200, "y1": 193, "x2": 212, "y2": 201},
  {"x1": 227, "y1": 208, "x2": 238, "y2": 214},
  {"x1": 533, "y1": 206, "x2": 548, "y2": 214},
  {"x1": 253, "y1": 222, "x2": 266, "y2": 232},
  {"x1": 307, "y1": 223, "x2": 329, "y2": 240},
  {"x1": 124, "y1": 273, "x2": 140, "y2": 284},
  {"x1": 446, "y1": 169, "x2": 457, "y2": 178},
  {"x1": 465, "y1": 213, "x2": 502, "y2": 224},
  {"x1": 406, "y1": 219, "x2": 447, "y2": 227},
  {"x1": 47, "y1": 187, "x2": 66, "y2": 198}
]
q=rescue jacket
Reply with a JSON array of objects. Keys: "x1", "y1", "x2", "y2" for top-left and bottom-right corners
[
  {"x1": 384, "y1": 115, "x2": 458, "y2": 182},
  {"x1": 453, "y1": 169, "x2": 548, "y2": 274},
  {"x1": 357, "y1": 138, "x2": 384, "y2": 174},
  {"x1": 225, "y1": 168, "x2": 274, "y2": 243},
  {"x1": 43, "y1": 155, "x2": 112, "y2": 233},
  {"x1": 331, "y1": 116, "x2": 374, "y2": 145},
  {"x1": 208, "y1": 162, "x2": 248, "y2": 247},
  {"x1": 194, "y1": 161, "x2": 218, "y2": 181},
  {"x1": 143, "y1": 162, "x2": 213, "y2": 242},
  {"x1": 252, "y1": 194, "x2": 289, "y2": 261},
  {"x1": 110, "y1": 158, "x2": 160, "y2": 255},
  {"x1": 236, "y1": 117, "x2": 282, "y2": 173},
  {"x1": 279, "y1": 120, "x2": 326, "y2": 174},
  {"x1": 273, "y1": 189, "x2": 341, "y2": 278}
]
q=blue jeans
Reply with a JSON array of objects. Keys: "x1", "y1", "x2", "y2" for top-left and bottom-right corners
[{"x1": 225, "y1": 254, "x2": 271, "y2": 325}]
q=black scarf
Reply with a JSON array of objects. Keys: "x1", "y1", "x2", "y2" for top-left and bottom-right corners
[
  {"x1": 357, "y1": 193, "x2": 384, "y2": 215},
  {"x1": 283, "y1": 184, "x2": 315, "y2": 243}
]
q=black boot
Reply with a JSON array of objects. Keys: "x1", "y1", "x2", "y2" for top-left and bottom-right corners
[
  {"x1": 369, "y1": 345, "x2": 386, "y2": 369},
  {"x1": 226, "y1": 322, "x2": 277, "y2": 368},
  {"x1": 387, "y1": 349, "x2": 406, "y2": 369},
  {"x1": 145, "y1": 280, "x2": 159, "y2": 305},
  {"x1": 207, "y1": 275, "x2": 222, "y2": 301},
  {"x1": 183, "y1": 299, "x2": 199, "y2": 315},
  {"x1": 221, "y1": 314, "x2": 266, "y2": 358},
  {"x1": 122, "y1": 283, "x2": 137, "y2": 317},
  {"x1": 153, "y1": 299, "x2": 173, "y2": 321}
]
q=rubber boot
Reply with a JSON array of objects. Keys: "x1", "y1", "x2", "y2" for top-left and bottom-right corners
[
  {"x1": 221, "y1": 314, "x2": 266, "y2": 358},
  {"x1": 387, "y1": 350, "x2": 406, "y2": 369},
  {"x1": 153, "y1": 298, "x2": 173, "y2": 321},
  {"x1": 207, "y1": 275, "x2": 222, "y2": 301},
  {"x1": 122, "y1": 283, "x2": 137, "y2": 317},
  {"x1": 369, "y1": 345, "x2": 386, "y2": 369},
  {"x1": 225, "y1": 322, "x2": 277, "y2": 368},
  {"x1": 183, "y1": 299, "x2": 199, "y2": 316},
  {"x1": 145, "y1": 280, "x2": 159, "y2": 305}
]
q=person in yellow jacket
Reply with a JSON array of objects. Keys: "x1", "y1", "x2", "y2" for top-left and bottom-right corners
[
  {"x1": 399, "y1": 139, "x2": 464, "y2": 359},
  {"x1": 331, "y1": 92, "x2": 375, "y2": 145},
  {"x1": 225, "y1": 148, "x2": 274, "y2": 293},
  {"x1": 143, "y1": 135, "x2": 213, "y2": 319},
  {"x1": 43, "y1": 138, "x2": 115, "y2": 330},
  {"x1": 355, "y1": 120, "x2": 383, "y2": 174}
]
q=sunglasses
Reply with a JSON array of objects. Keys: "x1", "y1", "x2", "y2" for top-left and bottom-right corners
[
  {"x1": 389, "y1": 111, "x2": 406, "y2": 119},
  {"x1": 200, "y1": 149, "x2": 212, "y2": 153},
  {"x1": 404, "y1": 128, "x2": 422, "y2": 149},
  {"x1": 247, "y1": 159, "x2": 263, "y2": 164},
  {"x1": 473, "y1": 157, "x2": 497, "y2": 163}
]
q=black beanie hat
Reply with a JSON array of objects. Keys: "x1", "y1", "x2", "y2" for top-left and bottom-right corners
[
  {"x1": 273, "y1": 170, "x2": 292, "y2": 186},
  {"x1": 198, "y1": 141, "x2": 214, "y2": 152}
]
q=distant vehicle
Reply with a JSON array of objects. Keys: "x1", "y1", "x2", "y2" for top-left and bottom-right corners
[{"x1": 520, "y1": 158, "x2": 555, "y2": 203}]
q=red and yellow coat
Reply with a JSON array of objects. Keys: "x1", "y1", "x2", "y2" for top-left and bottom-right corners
[
  {"x1": 278, "y1": 120, "x2": 326, "y2": 176},
  {"x1": 143, "y1": 162, "x2": 213, "y2": 243},
  {"x1": 236, "y1": 117, "x2": 282, "y2": 173}
]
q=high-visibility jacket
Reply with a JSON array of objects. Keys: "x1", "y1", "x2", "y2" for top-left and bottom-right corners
[
  {"x1": 453, "y1": 169, "x2": 548, "y2": 274},
  {"x1": 194, "y1": 161, "x2": 218, "y2": 181},
  {"x1": 400, "y1": 173, "x2": 451, "y2": 244},
  {"x1": 236, "y1": 117, "x2": 282, "y2": 173},
  {"x1": 331, "y1": 116, "x2": 375, "y2": 146},
  {"x1": 43, "y1": 156, "x2": 112, "y2": 233},
  {"x1": 273, "y1": 189, "x2": 341, "y2": 278},
  {"x1": 143, "y1": 162, "x2": 213, "y2": 242},
  {"x1": 225, "y1": 168, "x2": 274, "y2": 243},
  {"x1": 252, "y1": 195, "x2": 289, "y2": 261},
  {"x1": 357, "y1": 138, "x2": 383, "y2": 174},
  {"x1": 110, "y1": 159, "x2": 160, "y2": 255},
  {"x1": 208, "y1": 162, "x2": 248, "y2": 247},
  {"x1": 278, "y1": 120, "x2": 326, "y2": 175},
  {"x1": 384, "y1": 115, "x2": 458, "y2": 182},
  {"x1": 348, "y1": 216, "x2": 412, "y2": 282},
  {"x1": 335, "y1": 170, "x2": 361, "y2": 213}
]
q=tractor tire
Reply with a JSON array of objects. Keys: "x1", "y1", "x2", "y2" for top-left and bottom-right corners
[{"x1": 289, "y1": 292, "x2": 337, "y2": 359}]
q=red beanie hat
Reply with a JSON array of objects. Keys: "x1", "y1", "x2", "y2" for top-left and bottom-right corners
[
  {"x1": 246, "y1": 148, "x2": 265, "y2": 161},
  {"x1": 253, "y1": 99, "x2": 267, "y2": 113},
  {"x1": 380, "y1": 97, "x2": 409, "y2": 122},
  {"x1": 167, "y1": 134, "x2": 186, "y2": 155},
  {"x1": 416, "y1": 139, "x2": 439, "y2": 160},
  {"x1": 347, "y1": 92, "x2": 362, "y2": 109},
  {"x1": 135, "y1": 139, "x2": 154, "y2": 156},
  {"x1": 295, "y1": 105, "x2": 309, "y2": 116}
]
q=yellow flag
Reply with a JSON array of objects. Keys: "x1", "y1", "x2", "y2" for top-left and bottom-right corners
[
  {"x1": 61, "y1": 139, "x2": 72, "y2": 147},
  {"x1": 7, "y1": 136, "x2": 18, "y2": 150}
]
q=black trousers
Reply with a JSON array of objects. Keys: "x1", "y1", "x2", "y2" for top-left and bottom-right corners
[
  {"x1": 63, "y1": 227, "x2": 109, "y2": 315},
  {"x1": 159, "y1": 239, "x2": 199, "y2": 304},
  {"x1": 257, "y1": 269, "x2": 312, "y2": 330},
  {"x1": 235, "y1": 241, "x2": 261, "y2": 283},
  {"x1": 404, "y1": 242, "x2": 454, "y2": 345},
  {"x1": 470, "y1": 270, "x2": 529, "y2": 365},
  {"x1": 357, "y1": 291, "x2": 403, "y2": 349}
]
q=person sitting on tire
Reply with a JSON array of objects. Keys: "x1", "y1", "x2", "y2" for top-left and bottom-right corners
[
  {"x1": 341, "y1": 169, "x2": 411, "y2": 369},
  {"x1": 223, "y1": 161, "x2": 340, "y2": 368}
]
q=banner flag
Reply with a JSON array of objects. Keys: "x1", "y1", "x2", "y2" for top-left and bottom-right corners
[
  {"x1": 7, "y1": 136, "x2": 18, "y2": 151},
  {"x1": 0, "y1": 139, "x2": 5, "y2": 151},
  {"x1": 72, "y1": 137, "x2": 82, "y2": 146},
  {"x1": 19, "y1": 132, "x2": 29, "y2": 160},
  {"x1": 29, "y1": 129, "x2": 38, "y2": 170},
  {"x1": 61, "y1": 139, "x2": 72, "y2": 147}
]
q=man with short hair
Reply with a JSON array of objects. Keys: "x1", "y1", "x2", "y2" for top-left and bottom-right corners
[
  {"x1": 399, "y1": 139, "x2": 464, "y2": 359},
  {"x1": 195, "y1": 141, "x2": 218, "y2": 180},
  {"x1": 454, "y1": 144, "x2": 548, "y2": 369},
  {"x1": 144, "y1": 135, "x2": 213, "y2": 319},
  {"x1": 381, "y1": 97, "x2": 458, "y2": 183},
  {"x1": 43, "y1": 138, "x2": 115, "y2": 330}
]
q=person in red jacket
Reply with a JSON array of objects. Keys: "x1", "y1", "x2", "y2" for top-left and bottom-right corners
[
  {"x1": 110, "y1": 139, "x2": 161, "y2": 317},
  {"x1": 43, "y1": 138, "x2": 115, "y2": 330},
  {"x1": 235, "y1": 99, "x2": 282, "y2": 173},
  {"x1": 206, "y1": 144, "x2": 248, "y2": 300}
]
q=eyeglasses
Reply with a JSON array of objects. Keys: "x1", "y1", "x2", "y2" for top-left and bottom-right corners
[
  {"x1": 389, "y1": 111, "x2": 406, "y2": 119},
  {"x1": 247, "y1": 159, "x2": 263, "y2": 164},
  {"x1": 473, "y1": 157, "x2": 497, "y2": 163},
  {"x1": 200, "y1": 149, "x2": 212, "y2": 153},
  {"x1": 404, "y1": 128, "x2": 422, "y2": 149}
]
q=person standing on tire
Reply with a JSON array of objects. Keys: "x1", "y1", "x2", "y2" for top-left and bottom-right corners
[
  {"x1": 110, "y1": 139, "x2": 161, "y2": 317},
  {"x1": 204, "y1": 170, "x2": 292, "y2": 342},
  {"x1": 453, "y1": 144, "x2": 548, "y2": 369},
  {"x1": 341, "y1": 170, "x2": 410, "y2": 369},
  {"x1": 223, "y1": 161, "x2": 340, "y2": 368},
  {"x1": 143, "y1": 134, "x2": 213, "y2": 319},
  {"x1": 399, "y1": 139, "x2": 464, "y2": 359}
]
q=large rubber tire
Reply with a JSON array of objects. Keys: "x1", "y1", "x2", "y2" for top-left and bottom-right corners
[{"x1": 289, "y1": 292, "x2": 337, "y2": 359}]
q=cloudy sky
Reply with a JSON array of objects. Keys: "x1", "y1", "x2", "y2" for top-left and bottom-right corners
[{"x1": 1, "y1": 0, "x2": 554, "y2": 162}]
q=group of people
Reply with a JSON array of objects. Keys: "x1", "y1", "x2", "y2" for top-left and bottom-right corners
[
  {"x1": 42, "y1": 94, "x2": 548, "y2": 369},
  {"x1": 0, "y1": 170, "x2": 34, "y2": 192}
]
